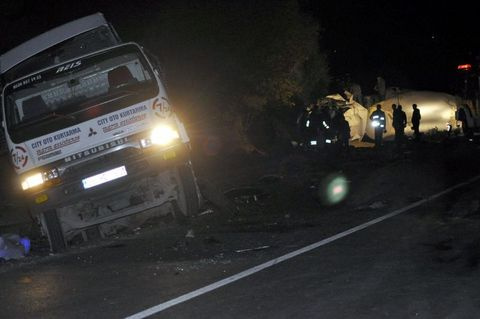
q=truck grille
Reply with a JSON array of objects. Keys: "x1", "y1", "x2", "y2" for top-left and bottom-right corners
[{"x1": 62, "y1": 147, "x2": 143, "y2": 180}]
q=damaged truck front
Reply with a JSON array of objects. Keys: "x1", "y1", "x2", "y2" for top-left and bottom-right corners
[{"x1": 0, "y1": 13, "x2": 200, "y2": 252}]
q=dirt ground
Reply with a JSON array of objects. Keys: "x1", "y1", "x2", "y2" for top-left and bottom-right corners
[{"x1": 1, "y1": 135, "x2": 480, "y2": 263}]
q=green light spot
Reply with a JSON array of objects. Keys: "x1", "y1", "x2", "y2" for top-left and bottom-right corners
[{"x1": 320, "y1": 174, "x2": 349, "y2": 205}]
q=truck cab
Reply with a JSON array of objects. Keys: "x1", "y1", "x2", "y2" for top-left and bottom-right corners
[{"x1": 0, "y1": 13, "x2": 200, "y2": 252}]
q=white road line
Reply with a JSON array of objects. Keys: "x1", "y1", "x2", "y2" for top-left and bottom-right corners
[{"x1": 125, "y1": 174, "x2": 480, "y2": 319}]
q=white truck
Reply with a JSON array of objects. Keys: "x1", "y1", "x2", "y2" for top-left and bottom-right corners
[{"x1": 0, "y1": 13, "x2": 200, "y2": 252}]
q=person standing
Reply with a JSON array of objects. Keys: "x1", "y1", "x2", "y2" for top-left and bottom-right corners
[
  {"x1": 296, "y1": 104, "x2": 312, "y2": 147},
  {"x1": 392, "y1": 104, "x2": 397, "y2": 115},
  {"x1": 338, "y1": 112, "x2": 351, "y2": 153},
  {"x1": 370, "y1": 104, "x2": 387, "y2": 147},
  {"x1": 309, "y1": 103, "x2": 322, "y2": 148},
  {"x1": 411, "y1": 104, "x2": 421, "y2": 141},
  {"x1": 392, "y1": 104, "x2": 399, "y2": 143},
  {"x1": 393, "y1": 104, "x2": 407, "y2": 146},
  {"x1": 456, "y1": 105, "x2": 473, "y2": 140}
]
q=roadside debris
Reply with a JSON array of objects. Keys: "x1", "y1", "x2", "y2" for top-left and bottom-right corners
[
  {"x1": 258, "y1": 174, "x2": 283, "y2": 185},
  {"x1": 224, "y1": 187, "x2": 270, "y2": 214},
  {"x1": 356, "y1": 200, "x2": 387, "y2": 211},
  {"x1": 196, "y1": 178, "x2": 238, "y2": 215},
  {"x1": 0, "y1": 234, "x2": 30, "y2": 260},
  {"x1": 174, "y1": 266, "x2": 184, "y2": 275},
  {"x1": 204, "y1": 236, "x2": 222, "y2": 244},
  {"x1": 368, "y1": 201, "x2": 387, "y2": 209},
  {"x1": 224, "y1": 187, "x2": 269, "y2": 203},
  {"x1": 235, "y1": 245, "x2": 270, "y2": 253},
  {"x1": 185, "y1": 229, "x2": 195, "y2": 239},
  {"x1": 198, "y1": 209, "x2": 215, "y2": 216}
]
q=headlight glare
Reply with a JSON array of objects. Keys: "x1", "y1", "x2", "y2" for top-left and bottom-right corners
[
  {"x1": 150, "y1": 125, "x2": 180, "y2": 146},
  {"x1": 21, "y1": 168, "x2": 59, "y2": 191},
  {"x1": 21, "y1": 173, "x2": 44, "y2": 190}
]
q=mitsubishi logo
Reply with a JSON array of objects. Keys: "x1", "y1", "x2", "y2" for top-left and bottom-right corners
[
  {"x1": 88, "y1": 128, "x2": 97, "y2": 137},
  {"x1": 64, "y1": 137, "x2": 128, "y2": 163}
]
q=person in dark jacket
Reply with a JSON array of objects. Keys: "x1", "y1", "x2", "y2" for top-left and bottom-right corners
[
  {"x1": 296, "y1": 104, "x2": 312, "y2": 146},
  {"x1": 456, "y1": 106, "x2": 473, "y2": 139},
  {"x1": 392, "y1": 104, "x2": 397, "y2": 116},
  {"x1": 411, "y1": 104, "x2": 421, "y2": 141},
  {"x1": 392, "y1": 104, "x2": 407, "y2": 146},
  {"x1": 339, "y1": 114, "x2": 351, "y2": 152},
  {"x1": 370, "y1": 104, "x2": 387, "y2": 147}
]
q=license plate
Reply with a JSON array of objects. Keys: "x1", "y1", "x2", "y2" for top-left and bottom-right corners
[{"x1": 82, "y1": 166, "x2": 127, "y2": 189}]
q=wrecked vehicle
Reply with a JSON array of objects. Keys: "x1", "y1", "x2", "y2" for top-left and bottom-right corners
[
  {"x1": 0, "y1": 13, "x2": 200, "y2": 252},
  {"x1": 328, "y1": 90, "x2": 460, "y2": 141},
  {"x1": 366, "y1": 91, "x2": 459, "y2": 140}
]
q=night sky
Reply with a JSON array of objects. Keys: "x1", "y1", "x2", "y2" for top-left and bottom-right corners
[
  {"x1": 1, "y1": 0, "x2": 478, "y2": 95},
  {"x1": 308, "y1": 0, "x2": 480, "y2": 93}
]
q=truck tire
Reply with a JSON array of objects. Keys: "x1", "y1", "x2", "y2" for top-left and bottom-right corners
[
  {"x1": 173, "y1": 162, "x2": 200, "y2": 224},
  {"x1": 42, "y1": 209, "x2": 67, "y2": 253}
]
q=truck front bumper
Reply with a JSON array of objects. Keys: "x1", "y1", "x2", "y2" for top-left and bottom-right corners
[{"x1": 27, "y1": 143, "x2": 190, "y2": 216}]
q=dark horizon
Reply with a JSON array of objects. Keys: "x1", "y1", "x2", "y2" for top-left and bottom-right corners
[
  {"x1": 1, "y1": 0, "x2": 479, "y2": 95},
  {"x1": 305, "y1": 0, "x2": 480, "y2": 94}
]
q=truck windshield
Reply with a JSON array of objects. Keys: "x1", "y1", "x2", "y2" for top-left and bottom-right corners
[{"x1": 3, "y1": 44, "x2": 158, "y2": 143}]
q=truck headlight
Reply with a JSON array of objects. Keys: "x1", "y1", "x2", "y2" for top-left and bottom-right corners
[
  {"x1": 21, "y1": 168, "x2": 59, "y2": 191},
  {"x1": 141, "y1": 125, "x2": 180, "y2": 147},
  {"x1": 21, "y1": 173, "x2": 43, "y2": 190}
]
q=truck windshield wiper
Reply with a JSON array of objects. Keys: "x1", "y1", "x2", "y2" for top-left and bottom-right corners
[
  {"x1": 77, "y1": 89, "x2": 142, "y2": 112},
  {"x1": 13, "y1": 112, "x2": 76, "y2": 130}
]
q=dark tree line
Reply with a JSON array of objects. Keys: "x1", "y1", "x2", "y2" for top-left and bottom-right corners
[{"x1": 136, "y1": 0, "x2": 329, "y2": 151}]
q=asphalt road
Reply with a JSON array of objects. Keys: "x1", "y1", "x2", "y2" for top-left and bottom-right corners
[
  {"x1": 2, "y1": 171, "x2": 480, "y2": 319},
  {"x1": 159, "y1": 187, "x2": 480, "y2": 319}
]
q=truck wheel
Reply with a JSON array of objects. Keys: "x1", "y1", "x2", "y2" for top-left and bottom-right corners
[
  {"x1": 42, "y1": 209, "x2": 67, "y2": 253},
  {"x1": 173, "y1": 162, "x2": 200, "y2": 224}
]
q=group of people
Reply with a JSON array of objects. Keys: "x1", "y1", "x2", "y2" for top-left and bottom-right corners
[
  {"x1": 297, "y1": 100, "x2": 422, "y2": 151},
  {"x1": 370, "y1": 103, "x2": 421, "y2": 147},
  {"x1": 297, "y1": 103, "x2": 351, "y2": 151}
]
